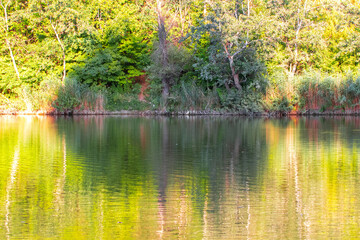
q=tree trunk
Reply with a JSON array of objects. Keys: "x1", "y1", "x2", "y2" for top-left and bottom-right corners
[
  {"x1": 229, "y1": 57, "x2": 242, "y2": 91},
  {"x1": 156, "y1": 0, "x2": 170, "y2": 103},
  {"x1": 293, "y1": 17, "x2": 301, "y2": 75},
  {"x1": 223, "y1": 42, "x2": 245, "y2": 92},
  {"x1": 51, "y1": 22, "x2": 66, "y2": 83},
  {"x1": 5, "y1": 39, "x2": 20, "y2": 81},
  {"x1": 233, "y1": 73, "x2": 242, "y2": 91},
  {"x1": 1, "y1": 1, "x2": 20, "y2": 81},
  {"x1": 204, "y1": 0, "x2": 207, "y2": 17},
  {"x1": 162, "y1": 77, "x2": 170, "y2": 100}
]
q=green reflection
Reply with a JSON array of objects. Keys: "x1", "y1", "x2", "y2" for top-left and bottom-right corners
[{"x1": 1, "y1": 116, "x2": 360, "y2": 239}]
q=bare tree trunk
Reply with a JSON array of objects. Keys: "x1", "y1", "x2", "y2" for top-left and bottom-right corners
[
  {"x1": 229, "y1": 57, "x2": 242, "y2": 91},
  {"x1": 1, "y1": 0, "x2": 8, "y2": 30},
  {"x1": 156, "y1": 0, "x2": 170, "y2": 103},
  {"x1": 1, "y1": 0, "x2": 20, "y2": 81},
  {"x1": 5, "y1": 39, "x2": 20, "y2": 80},
  {"x1": 292, "y1": 0, "x2": 307, "y2": 74},
  {"x1": 293, "y1": 12, "x2": 301, "y2": 74},
  {"x1": 204, "y1": 0, "x2": 207, "y2": 17},
  {"x1": 223, "y1": 42, "x2": 248, "y2": 91},
  {"x1": 51, "y1": 21, "x2": 66, "y2": 83}
]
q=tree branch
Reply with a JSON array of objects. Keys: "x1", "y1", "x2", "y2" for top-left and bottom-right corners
[
  {"x1": 1, "y1": 0, "x2": 20, "y2": 81},
  {"x1": 0, "y1": 0, "x2": 10, "y2": 31},
  {"x1": 50, "y1": 19, "x2": 66, "y2": 82},
  {"x1": 5, "y1": 39, "x2": 20, "y2": 80},
  {"x1": 233, "y1": 41, "x2": 249, "y2": 57}
]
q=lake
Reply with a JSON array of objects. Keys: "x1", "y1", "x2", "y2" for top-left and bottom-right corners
[{"x1": 1, "y1": 116, "x2": 360, "y2": 239}]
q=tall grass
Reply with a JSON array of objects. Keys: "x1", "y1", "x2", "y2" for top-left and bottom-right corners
[
  {"x1": 3, "y1": 71, "x2": 360, "y2": 113},
  {"x1": 155, "y1": 82, "x2": 221, "y2": 111},
  {"x1": 0, "y1": 77, "x2": 107, "y2": 112},
  {"x1": 176, "y1": 82, "x2": 220, "y2": 110},
  {"x1": 0, "y1": 77, "x2": 60, "y2": 112},
  {"x1": 53, "y1": 78, "x2": 106, "y2": 112},
  {"x1": 266, "y1": 70, "x2": 360, "y2": 112},
  {"x1": 105, "y1": 84, "x2": 151, "y2": 111}
]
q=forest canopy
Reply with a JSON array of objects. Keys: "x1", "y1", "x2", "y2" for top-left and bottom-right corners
[{"x1": 1, "y1": 0, "x2": 360, "y2": 112}]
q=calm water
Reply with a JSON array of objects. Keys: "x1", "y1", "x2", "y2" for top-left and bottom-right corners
[{"x1": 1, "y1": 116, "x2": 360, "y2": 239}]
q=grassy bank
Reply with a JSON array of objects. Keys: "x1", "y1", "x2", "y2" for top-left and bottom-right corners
[
  {"x1": 0, "y1": 77, "x2": 151, "y2": 114},
  {"x1": 1, "y1": 70, "x2": 360, "y2": 116},
  {"x1": 1, "y1": 0, "x2": 359, "y2": 117},
  {"x1": 266, "y1": 70, "x2": 360, "y2": 114}
]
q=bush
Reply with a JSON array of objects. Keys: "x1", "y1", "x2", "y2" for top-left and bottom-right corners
[
  {"x1": 170, "y1": 81, "x2": 220, "y2": 111},
  {"x1": 0, "y1": 76, "x2": 61, "y2": 112},
  {"x1": 105, "y1": 84, "x2": 150, "y2": 111},
  {"x1": 53, "y1": 79, "x2": 83, "y2": 111},
  {"x1": 146, "y1": 79, "x2": 220, "y2": 111},
  {"x1": 53, "y1": 78, "x2": 106, "y2": 112},
  {"x1": 145, "y1": 44, "x2": 193, "y2": 110},
  {"x1": 338, "y1": 73, "x2": 360, "y2": 109},
  {"x1": 266, "y1": 70, "x2": 360, "y2": 112},
  {"x1": 218, "y1": 88, "x2": 263, "y2": 112}
]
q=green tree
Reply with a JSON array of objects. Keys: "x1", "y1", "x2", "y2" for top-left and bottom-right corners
[
  {"x1": 188, "y1": 1, "x2": 267, "y2": 92},
  {"x1": 68, "y1": 0, "x2": 154, "y2": 88},
  {"x1": 0, "y1": 0, "x2": 20, "y2": 90}
]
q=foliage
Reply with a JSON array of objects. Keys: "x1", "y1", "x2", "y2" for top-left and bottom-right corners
[
  {"x1": 146, "y1": 43, "x2": 192, "y2": 109},
  {"x1": 69, "y1": 23, "x2": 151, "y2": 88},
  {"x1": 53, "y1": 78, "x2": 106, "y2": 112},
  {"x1": 265, "y1": 70, "x2": 360, "y2": 112},
  {"x1": 217, "y1": 88, "x2": 263, "y2": 112},
  {"x1": 105, "y1": 84, "x2": 151, "y2": 111},
  {"x1": 167, "y1": 82, "x2": 220, "y2": 111},
  {"x1": 147, "y1": 43, "x2": 191, "y2": 88},
  {"x1": 1, "y1": 0, "x2": 360, "y2": 112},
  {"x1": 187, "y1": 4, "x2": 268, "y2": 91}
]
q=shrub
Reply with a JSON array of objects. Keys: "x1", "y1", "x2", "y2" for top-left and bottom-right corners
[
  {"x1": 170, "y1": 81, "x2": 220, "y2": 111},
  {"x1": 53, "y1": 78, "x2": 106, "y2": 112},
  {"x1": 105, "y1": 84, "x2": 150, "y2": 111}
]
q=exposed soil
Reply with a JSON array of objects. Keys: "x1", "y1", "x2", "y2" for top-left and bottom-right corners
[{"x1": 134, "y1": 74, "x2": 149, "y2": 101}]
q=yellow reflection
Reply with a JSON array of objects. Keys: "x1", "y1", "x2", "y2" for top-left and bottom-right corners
[
  {"x1": 5, "y1": 147, "x2": 19, "y2": 240},
  {"x1": 1, "y1": 116, "x2": 360, "y2": 239}
]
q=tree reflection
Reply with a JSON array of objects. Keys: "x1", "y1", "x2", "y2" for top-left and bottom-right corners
[{"x1": 1, "y1": 116, "x2": 360, "y2": 238}]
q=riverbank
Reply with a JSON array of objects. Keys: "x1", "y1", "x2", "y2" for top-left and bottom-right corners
[
  {"x1": 0, "y1": 109, "x2": 250, "y2": 116},
  {"x1": 3, "y1": 70, "x2": 360, "y2": 118},
  {"x1": 2, "y1": 109, "x2": 360, "y2": 116}
]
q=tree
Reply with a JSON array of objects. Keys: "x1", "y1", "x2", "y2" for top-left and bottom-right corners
[
  {"x1": 68, "y1": 0, "x2": 154, "y2": 88},
  {"x1": 45, "y1": 0, "x2": 80, "y2": 83},
  {"x1": 188, "y1": 1, "x2": 267, "y2": 93},
  {"x1": 0, "y1": 0, "x2": 20, "y2": 81},
  {"x1": 156, "y1": 0, "x2": 171, "y2": 102}
]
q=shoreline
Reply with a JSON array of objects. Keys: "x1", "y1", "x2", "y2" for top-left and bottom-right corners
[{"x1": 2, "y1": 109, "x2": 360, "y2": 116}]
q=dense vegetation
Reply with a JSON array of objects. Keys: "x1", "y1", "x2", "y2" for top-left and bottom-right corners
[{"x1": 0, "y1": 0, "x2": 360, "y2": 113}]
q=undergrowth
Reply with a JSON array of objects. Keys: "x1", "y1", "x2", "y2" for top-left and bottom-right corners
[
  {"x1": 266, "y1": 70, "x2": 360, "y2": 113},
  {"x1": 2, "y1": 70, "x2": 360, "y2": 113},
  {"x1": 106, "y1": 84, "x2": 151, "y2": 111}
]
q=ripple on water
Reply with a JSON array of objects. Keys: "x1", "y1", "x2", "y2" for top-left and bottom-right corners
[{"x1": 0, "y1": 116, "x2": 360, "y2": 239}]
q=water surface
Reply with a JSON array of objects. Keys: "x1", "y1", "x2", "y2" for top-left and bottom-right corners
[{"x1": 1, "y1": 116, "x2": 360, "y2": 239}]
